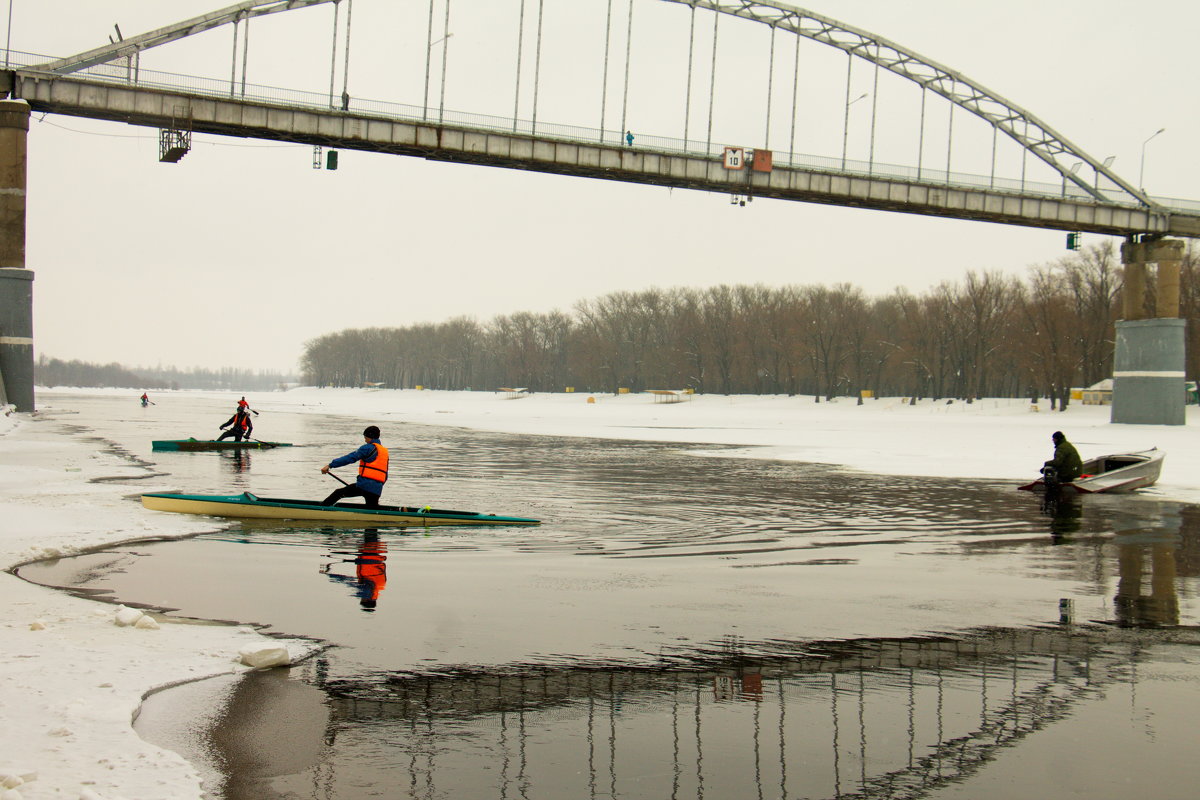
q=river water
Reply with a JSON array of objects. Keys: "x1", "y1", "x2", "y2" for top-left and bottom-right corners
[{"x1": 18, "y1": 393, "x2": 1200, "y2": 800}]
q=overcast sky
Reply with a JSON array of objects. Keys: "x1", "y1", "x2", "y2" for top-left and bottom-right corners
[{"x1": 9, "y1": 0, "x2": 1198, "y2": 372}]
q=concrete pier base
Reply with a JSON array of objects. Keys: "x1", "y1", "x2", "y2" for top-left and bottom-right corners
[
  {"x1": 1111, "y1": 318, "x2": 1186, "y2": 425},
  {"x1": 0, "y1": 99, "x2": 32, "y2": 411},
  {"x1": 0, "y1": 268, "x2": 34, "y2": 410}
]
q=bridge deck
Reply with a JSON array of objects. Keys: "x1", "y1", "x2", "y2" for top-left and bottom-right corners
[{"x1": 7, "y1": 69, "x2": 1198, "y2": 239}]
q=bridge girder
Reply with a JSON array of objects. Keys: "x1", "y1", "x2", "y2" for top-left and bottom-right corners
[{"x1": 660, "y1": 0, "x2": 1154, "y2": 209}]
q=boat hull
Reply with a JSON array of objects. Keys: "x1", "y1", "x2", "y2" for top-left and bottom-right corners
[
  {"x1": 1018, "y1": 449, "x2": 1164, "y2": 494},
  {"x1": 141, "y1": 492, "x2": 539, "y2": 527},
  {"x1": 152, "y1": 439, "x2": 293, "y2": 451}
]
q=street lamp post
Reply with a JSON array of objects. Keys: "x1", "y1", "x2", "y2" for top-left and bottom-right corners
[
  {"x1": 841, "y1": 92, "x2": 869, "y2": 170},
  {"x1": 1139, "y1": 127, "x2": 1165, "y2": 192}
]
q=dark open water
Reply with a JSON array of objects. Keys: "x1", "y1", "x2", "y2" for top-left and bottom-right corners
[{"x1": 19, "y1": 393, "x2": 1200, "y2": 800}]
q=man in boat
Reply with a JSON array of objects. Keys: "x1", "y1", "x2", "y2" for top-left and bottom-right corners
[
  {"x1": 237, "y1": 396, "x2": 259, "y2": 416},
  {"x1": 320, "y1": 425, "x2": 388, "y2": 508},
  {"x1": 217, "y1": 406, "x2": 254, "y2": 442},
  {"x1": 1042, "y1": 431, "x2": 1083, "y2": 483}
]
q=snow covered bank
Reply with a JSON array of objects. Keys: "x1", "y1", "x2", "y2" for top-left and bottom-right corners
[{"x1": 0, "y1": 410, "x2": 318, "y2": 800}]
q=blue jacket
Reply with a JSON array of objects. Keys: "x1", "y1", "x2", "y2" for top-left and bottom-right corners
[{"x1": 329, "y1": 439, "x2": 386, "y2": 496}]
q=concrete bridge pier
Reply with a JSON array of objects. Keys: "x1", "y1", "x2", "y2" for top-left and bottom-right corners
[
  {"x1": 0, "y1": 98, "x2": 33, "y2": 411},
  {"x1": 1111, "y1": 237, "x2": 1185, "y2": 425}
]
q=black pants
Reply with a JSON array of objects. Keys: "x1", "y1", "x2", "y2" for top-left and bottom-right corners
[
  {"x1": 217, "y1": 429, "x2": 247, "y2": 441},
  {"x1": 323, "y1": 484, "x2": 381, "y2": 508}
]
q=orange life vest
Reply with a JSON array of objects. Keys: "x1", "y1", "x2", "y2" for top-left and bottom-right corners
[
  {"x1": 235, "y1": 412, "x2": 251, "y2": 430},
  {"x1": 358, "y1": 442, "x2": 389, "y2": 484}
]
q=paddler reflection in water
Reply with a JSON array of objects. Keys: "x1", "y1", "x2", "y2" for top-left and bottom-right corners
[
  {"x1": 321, "y1": 530, "x2": 387, "y2": 611},
  {"x1": 320, "y1": 425, "x2": 388, "y2": 507}
]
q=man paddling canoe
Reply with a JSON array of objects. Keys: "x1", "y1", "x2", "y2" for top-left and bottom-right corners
[
  {"x1": 321, "y1": 425, "x2": 389, "y2": 508},
  {"x1": 217, "y1": 406, "x2": 254, "y2": 442}
]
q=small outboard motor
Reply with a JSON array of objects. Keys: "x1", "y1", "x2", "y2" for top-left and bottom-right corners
[{"x1": 1041, "y1": 465, "x2": 1060, "y2": 491}]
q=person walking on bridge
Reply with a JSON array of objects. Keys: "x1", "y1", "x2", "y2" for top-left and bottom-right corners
[{"x1": 321, "y1": 425, "x2": 389, "y2": 508}]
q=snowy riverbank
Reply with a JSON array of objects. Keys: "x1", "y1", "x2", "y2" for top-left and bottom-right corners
[
  {"x1": 2, "y1": 387, "x2": 1197, "y2": 798},
  {"x1": 0, "y1": 405, "x2": 317, "y2": 800}
]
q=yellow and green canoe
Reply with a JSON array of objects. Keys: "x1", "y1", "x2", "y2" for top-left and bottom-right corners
[{"x1": 141, "y1": 491, "x2": 539, "y2": 527}]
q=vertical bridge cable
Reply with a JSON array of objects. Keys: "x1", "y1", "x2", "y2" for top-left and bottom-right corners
[
  {"x1": 683, "y1": 2, "x2": 695, "y2": 146},
  {"x1": 945, "y1": 103, "x2": 954, "y2": 184},
  {"x1": 531, "y1": 0, "x2": 544, "y2": 133},
  {"x1": 229, "y1": 15, "x2": 239, "y2": 96},
  {"x1": 341, "y1": 0, "x2": 353, "y2": 108},
  {"x1": 328, "y1": 0, "x2": 340, "y2": 108},
  {"x1": 764, "y1": 24, "x2": 775, "y2": 149},
  {"x1": 600, "y1": 0, "x2": 612, "y2": 141},
  {"x1": 705, "y1": 8, "x2": 718, "y2": 153},
  {"x1": 438, "y1": 0, "x2": 450, "y2": 124},
  {"x1": 4, "y1": 0, "x2": 12, "y2": 68},
  {"x1": 917, "y1": 84, "x2": 926, "y2": 180},
  {"x1": 868, "y1": 61, "x2": 879, "y2": 174},
  {"x1": 789, "y1": 30, "x2": 799, "y2": 166},
  {"x1": 513, "y1": 0, "x2": 526, "y2": 132},
  {"x1": 839, "y1": 51, "x2": 851, "y2": 169},
  {"x1": 423, "y1": 0, "x2": 435, "y2": 120},
  {"x1": 240, "y1": 14, "x2": 250, "y2": 97},
  {"x1": 619, "y1": 0, "x2": 634, "y2": 141},
  {"x1": 990, "y1": 125, "x2": 998, "y2": 188}
]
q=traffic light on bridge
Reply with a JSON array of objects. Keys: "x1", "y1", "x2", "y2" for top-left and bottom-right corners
[
  {"x1": 326, "y1": 150, "x2": 339, "y2": 170},
  {"x1": 1066, "y1": 232, "x2": 1081, "y2": 251}
]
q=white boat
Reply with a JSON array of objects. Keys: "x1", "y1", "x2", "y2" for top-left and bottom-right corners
[{"x1": 1018, "y1": 448, "x2": 1164, "y2": 494}]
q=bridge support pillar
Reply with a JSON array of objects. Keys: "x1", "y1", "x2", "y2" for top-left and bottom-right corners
[
  {"x1": 0, "y1": 99, "x2": 33, "y2": 412},
  {"x1": 1111, "y1": 237, "x2": 1186, "y2": 425}
]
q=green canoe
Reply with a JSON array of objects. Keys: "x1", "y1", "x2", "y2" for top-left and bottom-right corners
[
  {"x1": 152, "y1": 438, "x2": 293, "y2": 451},
  {"x1": 141, "y1": 491, "x2": 540, "y2": 527}
]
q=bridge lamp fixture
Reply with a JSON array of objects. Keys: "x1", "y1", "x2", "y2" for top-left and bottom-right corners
[
  {"x1": 1070, "y1": 162, "x2": 1082, "y2": 175},
  {"x1": 1139, "y1": 127, "x2": 1165, "y2": 191},
  {"x1": 840, "y1": 93, "x2": 870, "y2": 168}
]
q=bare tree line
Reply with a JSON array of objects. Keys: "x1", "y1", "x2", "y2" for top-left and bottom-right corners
[
  {"x1": 302, "y1": 242, "x2": 1199, "y2": 409},
  {"x1": 35, "y1": 355, "x2": 296, "y2": 392}
]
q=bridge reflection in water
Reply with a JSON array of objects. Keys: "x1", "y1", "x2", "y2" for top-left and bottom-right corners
[
  {"x1": 213, "y1": 618, "x2": 1198, "y2": 800},
  {"x1": 187, "y1": 503, "x2": 1200, "y2": 799}
]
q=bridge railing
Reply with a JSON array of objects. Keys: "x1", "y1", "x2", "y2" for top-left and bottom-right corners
[{"x1": 6, "y1": 48, "x2": 1198, "y2": 215}]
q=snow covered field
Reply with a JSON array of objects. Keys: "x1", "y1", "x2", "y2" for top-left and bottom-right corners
[{"x1": 1, "y1": 387, "x2": 1197, "y2": 798}]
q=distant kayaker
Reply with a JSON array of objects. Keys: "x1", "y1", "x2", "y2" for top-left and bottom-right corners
[
  {"x1": 1042, "y1": 431, "x2": 1083, "y2": 483},
  {"x1": 237, "y1": 396, "x2": 259, "y2": 416},
  {"x1": 140, "y1": 392, "x2": 150, "y2": 407},
  {"x1": 321, "y1": 425, "x2": 389, "y2": 508},
  {"x1": 217, "y1": 406, "x2": 254, "y2": 442}
]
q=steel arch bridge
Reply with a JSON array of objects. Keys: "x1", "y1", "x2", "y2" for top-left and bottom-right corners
[{"x1": 2, "y1": 0, "x2": 1198, "y2": 237}]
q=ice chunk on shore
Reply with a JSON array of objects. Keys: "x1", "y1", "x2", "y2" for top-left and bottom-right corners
[
  {"x1": 0, "y1": 769, "x2": 36, "y2": 788},
  {"x1": 238, "y1": 646, "x2": 291, "y2": 669},
  {"x1": 113, "y1": 606, "x2": 143, "y2": 627}
]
